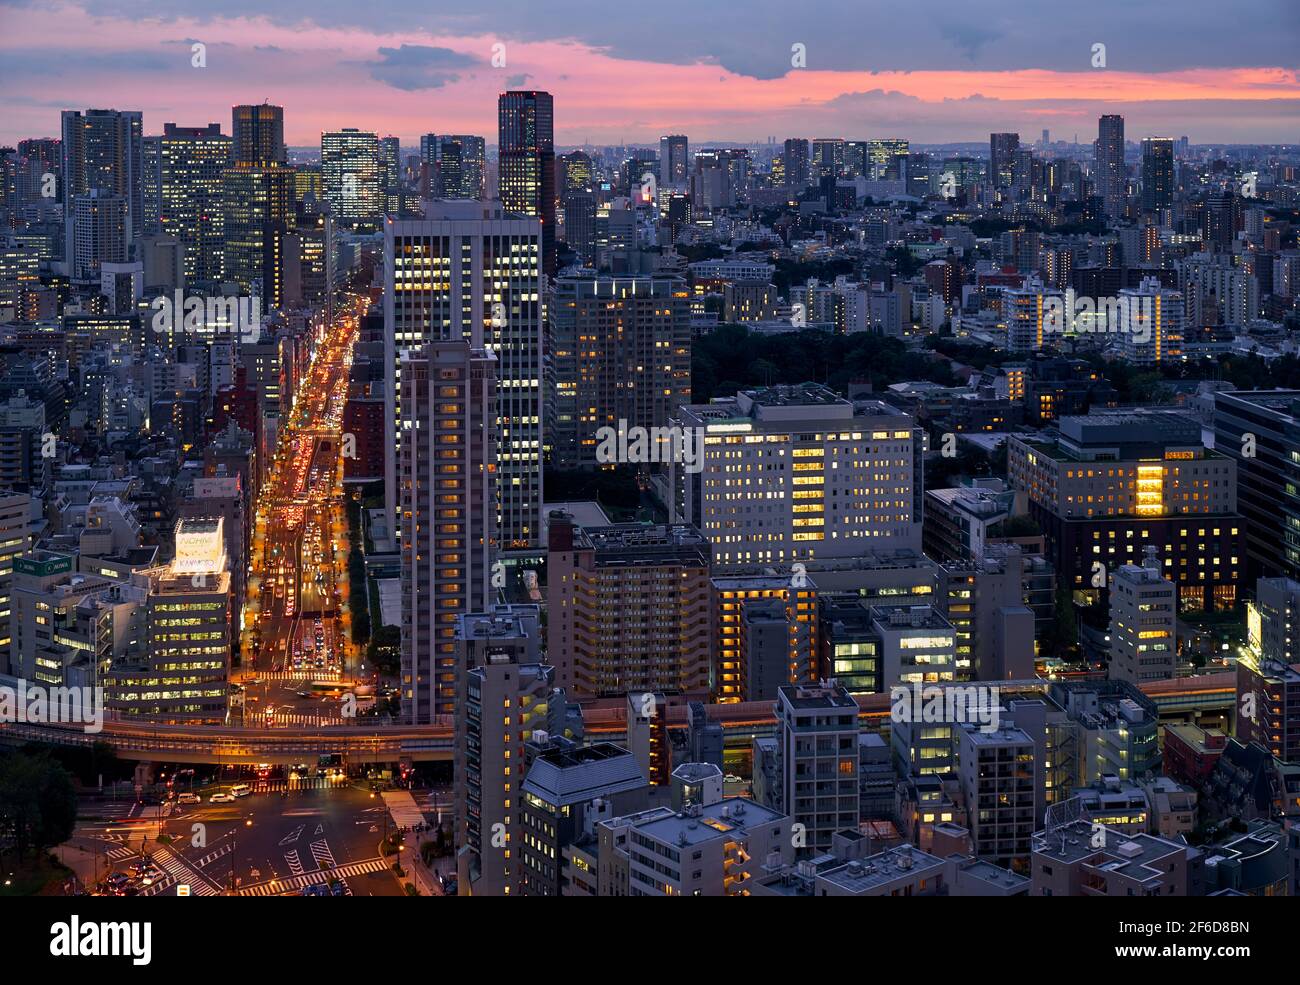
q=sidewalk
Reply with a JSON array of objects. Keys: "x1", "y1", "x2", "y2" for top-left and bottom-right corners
[{"x1": 381, "y1": 790, "x2": 441, "y2": 896}]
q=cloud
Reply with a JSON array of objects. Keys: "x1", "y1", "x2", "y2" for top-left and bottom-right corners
[
  {"x1": 504, "y1": 72, "x2": 531, "y2": 87},
  {"x1": 365, "y1": 43, "x2": 481, "y2": 90}
]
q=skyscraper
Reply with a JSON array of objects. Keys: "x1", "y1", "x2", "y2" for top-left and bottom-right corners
[
  {"x1": 1095, "y1": 114, "x2": 1126, "y2": 218},
  {"x1": 782, "y1": 138, "x2": 809, "y2": 189},
  {"x1": 160, "y1": 123, "x2": 231, "y2": 284},
  {"x1": 221, "y1": 162, "x2": 294, "y2": 306},
  {"x1": 321, "y1": 128, "x2": 381, "y2": 230},
  {"x1": 61, "y1": 109, "x2": 144, "y2": 274},
  {"x1": 385, "y1": 201, "x2": 543, "y2": 550},
  {"x1": 231, "y1": 103, "x2": 285, "y2": 167},
  {"x1": 989, "y1": 132, "x2": 1019, "y2": 189},
  {"x1": 659, "y1": 134, "x2": 689, "y2": 186},
  {"x1": 498, "y1": 90, "x2": 556, "y2": 277},
  {"x1": 379, "y1": 135, "x2": 402, "y2": 215},
  {"x1": 1140, "y1": 137, "x2": 1175, "y2": 213},
  {"x1": 399, "y1": 340, "x2": 498, "y2": 723},
  {"x1": 546, "y1": 273, "x2": 692, "y2": 469},
  {"x1": 421, "y1": 134, "x2": 486, "y2": 199}
]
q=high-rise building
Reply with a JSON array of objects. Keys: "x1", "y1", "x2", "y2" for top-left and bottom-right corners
[
  {"x1": 1095, "y1": 114, "x2": 1126, "y2": 218},
  {"x1": 378, "y1": 135, "x2": 402, "y2": 215},
  {"x1": 1239, "y1": 577, "x2": 1300, "y2": 764},
  {"x1": 61, "y1": 109, "x2": 144, "y2": 270},
  {"x1": 546, "y1": 273, "x2": 691, "y2": 469},
  {"x1": 989, "y1": 132, "x2": 1019, "y2": 189},
  {"x1": 0, "y1": 490, "x2": 32, "y2": 672},
  {"x1": 498, "y1": 90, "x2": 556, "y2": 277},
  {"x1": 1008, "y1": 410, "x2": 1243, "y2": 611},
  {"x1": 658, "y1": 134, "x2": 688, "y2": 186},
  {"x1": 420, "y1": 134, "x2": 486, "y2": 200},
  {"x1": 546, "y1": 516, "x2": 712, "y2": 700},
  {"x1": 321, "y1": 128, "x2": 381, "y2": 230},
  {"x1": 1140, "y1": 137, "x2": 1174, "y2": 213},
  {"x1": 1108, "y1": 546, "x2": 1177, "y2": 684},
  {"x1": 782, "y1": 138, "x2": 810, "y2": 190},
  {"x1": 670, "y1": 384, "x2": 923, "y2": 567},
  {"x1": 68, "y1": 190, "x2": 129, "y2": 281},
  {"x1": 399, "y1": 340, "x2": 498, "y2": 724},
  {"x1": 775, "y1": 682, "x2": 860, "y2": 854},
  {"x1": 868, "y1": 138, "x2": 909, "y2": 180},
  {"x1": 159, "y1": 123, "x2": 231, "y2": 284},
  {"x1": 231, "y1": 103, "x2": 285, "y2": 167},
  {"x1": 221, "y1": 163, "x2": 294, "y2": 306},
  {"x1": 454, "y1": 606, "x2": 551, "y2": 896},
  {"x1": 385, "y1": 202, "x2": 543, "y2": 550},
  {"x1": 1212, "y1": 390, "x2": 1300, "y2": 580},
  {"x1": 1117, "y1": 276, "x2": 1183, "y2": 365},
  {"x1": 558, "y1": 150, "x2": 593, "y2": 194}
]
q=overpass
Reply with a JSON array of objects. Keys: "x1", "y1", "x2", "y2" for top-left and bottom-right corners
[
  {"x1": 0, "y1": 674, "x2": 1235, "y2": 766},
  {"x1": 0, "y1": 717, "x2": 453, "y2": 765}
]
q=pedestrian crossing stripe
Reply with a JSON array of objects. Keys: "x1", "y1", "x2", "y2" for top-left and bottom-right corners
[{"x1": 237, "y1": 857, "x2": 389, "y2": 895}]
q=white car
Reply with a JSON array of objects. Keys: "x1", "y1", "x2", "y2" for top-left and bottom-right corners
[{"x1": 209, "y1": 793, "x2": 235, "y2": 804}]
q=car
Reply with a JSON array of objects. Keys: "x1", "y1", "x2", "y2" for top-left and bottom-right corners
[
  {"x1": 209, "y1": 793, "x2": 235, "y2": 803},
  {"x1": 176, "y1": 793, "x2": 201, "y2": 805}
]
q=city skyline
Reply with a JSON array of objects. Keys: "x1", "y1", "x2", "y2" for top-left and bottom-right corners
[{"x1": 2, "y1": 0, "x2": 1298, "y2": 146}]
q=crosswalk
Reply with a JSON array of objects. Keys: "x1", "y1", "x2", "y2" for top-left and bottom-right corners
[
  {"x1": 238, "y1": 857, "x2": 388, "y2": 896},
  {"x1": 254, "y1": 777, "x2": 347, "y2": 793},
  {"x1": 309, "y1": 840, "x2": 336, "y2": 869},
  {"x1": 193, "y1": 843, "x2": 234, "y2": 869},
  {"x1": 142, "y1": 846, "x2": 222, "y2": 897},
  {"x1": 285, "y1": 849, "x2": 304, "y2": 875}
]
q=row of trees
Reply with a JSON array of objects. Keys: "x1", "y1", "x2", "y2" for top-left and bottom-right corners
[{"x1": 693, "y1": 324, "x2": 956, "y2": 403}]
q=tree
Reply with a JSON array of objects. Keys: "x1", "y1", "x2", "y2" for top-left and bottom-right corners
[{"x1": 0, "y1": 750, "x2": 77, "y2": 863}]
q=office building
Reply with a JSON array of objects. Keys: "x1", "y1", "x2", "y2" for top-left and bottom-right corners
[
  {"x1": 659, "y1": 134, "x2": 688, "y2": 186},
  {"x1": 1031, "y1": 820, "x2": 1191, "y2": 896},
  {"x1": 1213, "y1": 390, "x2": 1300, "y2": 580},
  {"x1": 231, "y1": 103, "x2": 285, "y2": 167},
  {"x1": 159, "y1": 123, "x2": 231, "y2": 284},
  {"x1": 1116, "y1": 276, "x2": 1183, "y2": 365},
  {"x1": 220, "y1": 162, "x2": 294, "y2": 306},
  {"x1": 321, "y1": 129, "x2": 381, "y2": 230},
  {"x1": 498, "y1": 91, "x2": 556, "y2": 277},
  {"x1": 1008, "y1": 410, "x2": 1243, "y2": 610},
  {"x1": 782, "y1": 139, "x2": 809, "y2": 190},
  {"x1": 385, "y1": 202, "x2": 543, "y2": 550},
  {"x1": 670, "y1": 384, "x2": 922, "y2": 567},
  {"x1": 518, "y1": 738, "x2": 649, "y2": 896},
  {"x1": 421, "y1": 134, "x2": 486, "y2": 200}
]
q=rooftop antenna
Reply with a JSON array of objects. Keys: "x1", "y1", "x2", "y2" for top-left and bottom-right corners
[{"x1": 1043, "y1": 795, "x2": 1084, "y2": 855}]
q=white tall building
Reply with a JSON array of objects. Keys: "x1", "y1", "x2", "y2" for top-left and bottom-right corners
[
  {"x1": 1109, "y1": 546, "x2": 1177, "y2": 684},
  {"x1": 1117, "y1": 276, "x2": 1183, "y2": 365},
  {"x1": 385, "y1": 202, "x2": 543, "y2": 550},
  {"x1": 670, "y1": 384, "x2": 922, "y2": 568},
  {"x1": 1004, "y1": 278, "x2": 1062, "y2": 353}
]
